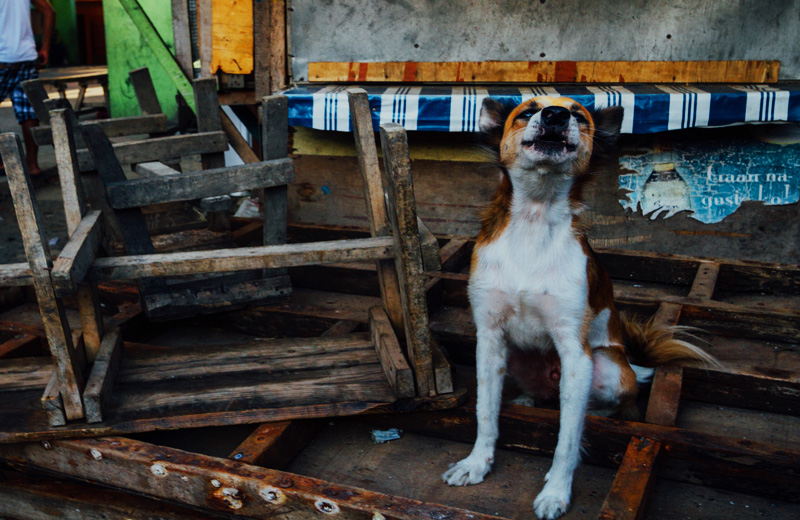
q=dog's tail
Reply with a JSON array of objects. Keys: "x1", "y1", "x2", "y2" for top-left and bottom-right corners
[{"x1": 621, "y1": 314, "x2": 721, "y2": 384}]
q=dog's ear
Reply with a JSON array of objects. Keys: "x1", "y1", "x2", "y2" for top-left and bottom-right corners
[
  {"x1": 478, "y1": 98, "x2": 510, "y2": 150},
  {"x1": 593, "y1": 106, "x2": 624, "y2": 145}
]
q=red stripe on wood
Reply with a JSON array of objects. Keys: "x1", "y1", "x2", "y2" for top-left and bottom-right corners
[
  {"x1": 358, "y1": 62, "x2": 369, "y2": 82},
  {"x1": 403, "y1": 62, "x2": 418, "y2": 82},
  {"x1": 554, "y1": 61, "x2": 578, "y2": 82},
  {"x1": 347, "y1": 63, "x2": 357, "y2": 82}
]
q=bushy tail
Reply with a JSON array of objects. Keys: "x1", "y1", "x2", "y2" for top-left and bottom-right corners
[{"x1": 621, "y1": 314, "x2": 722, "y2": 370}]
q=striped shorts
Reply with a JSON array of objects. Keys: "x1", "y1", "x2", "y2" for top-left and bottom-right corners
[{"x1": 0, "y1": 61, "x2": 39, "y2": 124}]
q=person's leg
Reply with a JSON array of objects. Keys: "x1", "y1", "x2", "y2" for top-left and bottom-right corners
[
  {"x1": 10, "y1": 62, "x2": 42, "y2": 176},
  {"x1": 20, "y1": 118, "x2": 41, "y2": 175}
]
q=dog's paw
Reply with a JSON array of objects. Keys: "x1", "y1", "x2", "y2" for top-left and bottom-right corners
[
  {"x1": 441, "y1": 456, "x2": 492, "y2": 486},
  {"x1": 533, "y1": 483, "x2": 571, "y2": 519}
]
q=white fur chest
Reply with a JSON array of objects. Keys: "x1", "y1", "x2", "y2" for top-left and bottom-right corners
[{"x1": 470, "y1": 199, "x2": 588, "y2": 350}]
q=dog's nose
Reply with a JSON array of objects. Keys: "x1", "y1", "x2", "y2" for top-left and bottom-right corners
[{"x1": 540, "y1": 106, "x2": 571, "y2": 129}]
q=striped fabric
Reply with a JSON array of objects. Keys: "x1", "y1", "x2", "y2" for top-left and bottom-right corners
[{"x1": 285, "y1": 84, "x2": 800, "y2": 134}]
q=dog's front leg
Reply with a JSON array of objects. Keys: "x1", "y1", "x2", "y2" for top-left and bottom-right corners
[
  {"x1": 533, "y1": 331, "x2": 593, "y2": 519},
  {"x1": 442, "y1": 325, "x2": 507, "y2": 486}
]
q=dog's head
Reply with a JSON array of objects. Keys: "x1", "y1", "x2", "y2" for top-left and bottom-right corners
[{"x1": 479, "y1": 96, "x2": 623, "y2": 176}]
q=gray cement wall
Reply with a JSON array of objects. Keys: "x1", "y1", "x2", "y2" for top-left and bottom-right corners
[{"x1": 289, "y1": 0, "x2": 800, "y2": 81}]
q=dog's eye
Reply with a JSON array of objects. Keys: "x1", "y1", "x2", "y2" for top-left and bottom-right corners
[
  {"x1": 516, "y1": 108, "x2": 540, "y2": 121},
  {"x1": 571, "y1": 111, "x2": 588, "y2": 124}
]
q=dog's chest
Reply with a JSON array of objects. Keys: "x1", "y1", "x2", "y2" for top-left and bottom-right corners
[{"x1": 471, "y1": 204, "x2": 588, "y2": 346}]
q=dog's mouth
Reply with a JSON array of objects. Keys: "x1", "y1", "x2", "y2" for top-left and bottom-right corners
[{"x1": 522, "y1": 131, "x2": 577, "y2": 156}]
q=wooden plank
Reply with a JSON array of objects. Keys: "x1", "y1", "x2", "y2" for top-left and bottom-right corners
[
  {"x1": 128, "y1": 67, "x2": 163, "y2": 116},
  {"x1": 261, "y1": 95, "x2": 289, "y2": 251},
  {"x1": 194, "y1": 77, "x2": 226, "y2": 170},
  {"x1": 106, "y1": 159, "x2": 294, "y2": 208},
  {"x1": 597, "y1": 437, "x2": 662, "y2": 520},
  {"x1": 430, "y1": 337, "x2": 454, "y2": 394},
  {"x1": 171, "y1": 0, "x2": 193, "y2": 78},
  {"x1": 119, "y1": 0, "x2": 196, "y2": 112},
  {"x1": 75, "y1": 131, "x2": 228, "y2": 171},
  {"x1": 417, "y1": 217, "x2": 442, "y2": 272},
  {"x1": 269, "y1": 0, "x2": 287, "y2": 92},
  {"x1": 0, "y1": 134, "x2": 85, "y2": 421},
  {"x1": 90, "y1": 237, "x2": 396, "y2": 280},
  {"x1": 220, "y1": 108, "x2": 260, "y2": 164},
  {"x1": 33, "y1": 114, "x2": 169, "y2": 146},
  {"x1": 196, "y1": 0, "x2": 213, "y2": 78},
  {"x1": 20, "y1": 79, "x2": 53, "y2": 124},
  {"x1": 0, "y1": 333, "x2": 40, "y2": 358},
  {"x1": 347, "y1": 87, "x2": 405, "y2": 332},
  {"x1": 0, "y1": 263, "x2": 33, "y2": 286},
  {"x1": 0, "y1": 357, "x2": 51, "y2": 391},
  {"x1": 0, "y1": 437, "x2": 502, "y2": 520},
  {"x1": 380, "y1": 123, "x2": 436, "y2": 397},
  {"x1": 141, "y1": 275, "x2": 291, "y2": 321},
  {"x1": 41, "y1": 373, "x2": 66, "y2": 427},
  {"x1": 0, "y1": 471, "x2": 214, "y2": 520},
  {"x1": 369, "y1": 306, "x2": 415, "y2": 399},
  {"x1": 252, "y1": 0, "x2": 271, "y2": 99},
  {"x1": 644, "y1": 366, "x2": 684, "y2": 427},
  {"x1": 83, "y1": 327, "x2": 123, "y2": 423},
  {"x1": 308, "y1": 60, "x2": 780, "y2": 84},
  {"x1": 689, "y1": 261, "x2": 720, "y2": 300},
  {"x1": 135, "y1": 160, "x2": 180, "y2": 177},
  {"x1": 50, "y1": 109, "x2": 87, "y2": 233},
  {"x1": 210, "y1": 0, "x2": 253, "y2": 74},
  {"x1": 681, "y1": 367, "x2": 800, "y2": 416},
  {"x1": 51, "y1": 108, "x2": 106, "y2": 362},
  {"x1": 51, "y1": 211, "x2": 104, "y2": 296},
  {"x1": 228, "y1": 420, "x2": 323, "y2": 469}
]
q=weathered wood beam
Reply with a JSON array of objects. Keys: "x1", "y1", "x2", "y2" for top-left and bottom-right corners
[
  {"x1": 260, "y1": 95, "x2": 290, "y2": 279},
  {"x1": 228, "y1": 420, "x2": 324, "y2": 469},
  {"x1": 0, "y1": 133, "x2": 85, "y2": 421},
  {"x1": 91, "y1": 237, "x2": 396, "y2": 280},
  {"x1": 597, "y1": 437, "x2": 662, "y2": 520},
  {"x1": 32, "y1": 114, "x2": 169, "y2": 146},
  {"x1": 51, "y1": 210, "x2": 104, "y2": 296},
  {"x1": 0, "y1": 437, "x2": 501, "y2": 520},
  {"x1": 75, "y1": 131, "x2": 228, "y2": 172},
  {"x1": 309, "y1": 60, "x2": 780, "y2": 84},
  {"x1": 106, "y1": 158, "x2": 294, "y2": 209},
  {"x1": 381, "y1": 123, "x2": 437, "y2": 396},
  {"x1": 0, "y1": 470, "x2": 215, "y2": 520},
  {"x1": 0, "y1": 263, "x2": 32, "y2": 286},
  {"x1": 369, "y1": 306, "x2": 415, "y2": 398},
  {"x1": 348, "y1": 87, "x2": 405, "y2": 333},
  {"x1": 82, "y1": 328, "x2": 123, "y2": 423}
]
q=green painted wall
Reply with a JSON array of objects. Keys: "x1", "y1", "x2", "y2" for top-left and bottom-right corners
[
  {"x1": 102, "y1": 0, "x2": 178, "y2": 121},
  {"x1": 51, "y1": 0, "x2": 78, "y2": 65}
]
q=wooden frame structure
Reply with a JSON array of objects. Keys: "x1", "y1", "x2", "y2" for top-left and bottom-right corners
[
  {"x1": 0, "y1": 88, "x2": 455, "y2": 439},
  {"x1": 0, "y1": 228, "x2": 797, "y2": 518}
]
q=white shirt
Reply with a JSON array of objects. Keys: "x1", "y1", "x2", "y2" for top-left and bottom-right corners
[{"x1": 0, "y1": 0, "x2": 38, "y2": 63}]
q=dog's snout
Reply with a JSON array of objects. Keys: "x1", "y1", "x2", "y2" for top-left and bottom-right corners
[{"x1": 540, "y1": 106, "x2": 571, "y2": 129}]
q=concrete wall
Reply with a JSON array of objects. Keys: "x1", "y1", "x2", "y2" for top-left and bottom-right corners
[{"x1": 289, "y1": 0, "x2": 800, "y2": 82}]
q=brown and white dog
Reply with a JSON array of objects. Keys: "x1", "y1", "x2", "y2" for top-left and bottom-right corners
[{"x1": 442, "y1": 96, "x2": 717, "y2": 519}]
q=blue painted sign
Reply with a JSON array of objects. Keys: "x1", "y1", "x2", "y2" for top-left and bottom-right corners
[{"x1": 619, "y1": 140, "x2": 800, "y2": 224}]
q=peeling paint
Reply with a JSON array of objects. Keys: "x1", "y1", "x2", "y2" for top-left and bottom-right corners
[
  {"x1": 89, "y1": 448, "x2": 103, "y2": 461},
  {"x1": 149, "y1": 463, "x2": 167, "y2": 476},
  {"x1": 211, "y1": 479, "x2": 222, "y2": 488},
  {"x1": 212, "y1": 486, "x2": 244, "y2": 510}
]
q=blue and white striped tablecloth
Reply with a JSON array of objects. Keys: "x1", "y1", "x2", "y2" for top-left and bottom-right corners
[{"x1": 284, "y1": 84, "x2": 800, "y2": 134}]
